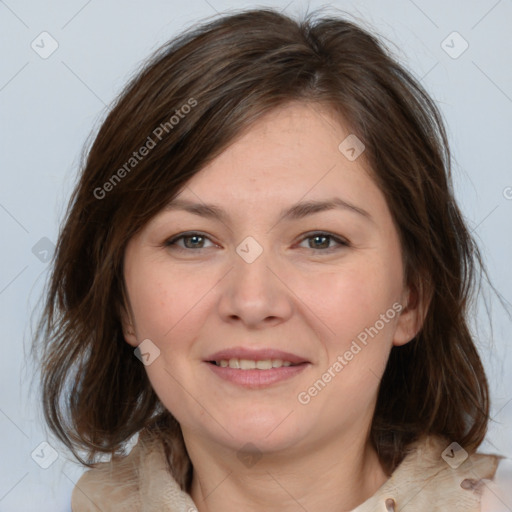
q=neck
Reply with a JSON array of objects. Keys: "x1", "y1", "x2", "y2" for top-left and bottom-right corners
[{"x1": 186, "y1": 430, "x2": 389, "y2": 512}]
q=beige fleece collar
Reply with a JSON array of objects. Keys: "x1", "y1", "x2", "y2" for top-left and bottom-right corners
[{"x1": 71, "y1": 433, "x2": 500, "y2": 511}]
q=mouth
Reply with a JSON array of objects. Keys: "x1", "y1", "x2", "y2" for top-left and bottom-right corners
[
  {"x1": 204, "y1": 348, "x2": 310, "y2": 388},
  {"x1": 205, "y1": 347, "x2": 309, "y2": 366},
  {"x1": 208, "y1": 358, "x2": 304, "y2": 370}
]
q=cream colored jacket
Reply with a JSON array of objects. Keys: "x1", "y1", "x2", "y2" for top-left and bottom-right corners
[{"x1": 71, "y1": 431, "x2": 511, "y2": 511}]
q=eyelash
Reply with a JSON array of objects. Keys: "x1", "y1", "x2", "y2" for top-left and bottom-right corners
[{"x1": 164, "y1": 231, "x2": 350, "y2": 254}]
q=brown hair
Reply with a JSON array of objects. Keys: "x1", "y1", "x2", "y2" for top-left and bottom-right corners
[{"x1": 33, "y1": 7, "x2": 494, "y2": 489}]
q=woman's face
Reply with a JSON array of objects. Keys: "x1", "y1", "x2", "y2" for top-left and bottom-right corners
[{"x1": 122, "y1": 102, "x2": 421, "y2": 455}]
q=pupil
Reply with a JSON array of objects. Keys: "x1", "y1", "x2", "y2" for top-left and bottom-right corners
[
  {"x1": 312, "y1": 235, "x2": 328, "y2": 249},
  {"x1": 186, "y1": 235, "x2": 202, "y2": 248}
]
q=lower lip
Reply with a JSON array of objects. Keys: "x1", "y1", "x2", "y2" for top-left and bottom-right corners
[{"x1": 206, "y1": 362, "x2": 309, "y2": 388}]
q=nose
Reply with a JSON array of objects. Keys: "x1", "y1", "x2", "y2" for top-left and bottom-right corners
[{"x1": 216, "y1": 243, "x2": 294, "y2": 329}]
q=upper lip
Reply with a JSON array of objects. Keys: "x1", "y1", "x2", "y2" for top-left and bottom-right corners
[{"x1": 205, "y1": 347, "x2": 309, "y2": 364}]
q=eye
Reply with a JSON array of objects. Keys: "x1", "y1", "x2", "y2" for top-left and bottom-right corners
[
  {"x1": 164, "y1": 231, "x2": 350, "y2": 253},
  {"x1": 297, "y1": 232, "x2": 350, "y2": 252},
  {"x1": 164, "y1": 232, "x2": 217, "y2": 250}
]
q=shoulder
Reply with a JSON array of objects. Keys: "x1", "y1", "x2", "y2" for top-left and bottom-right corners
[
  {"x1": 71, "y1": 443, "x2": 142, "y2": 512},
  {"x1": 481, "y1": 456, "x2": 512, "y2": 511},
  {"x1": 70, "y1": 431, "x2": 196, "y2": 512},
  {"x1": 367, "y1": 435, "x2": 504, "y2": 512}
]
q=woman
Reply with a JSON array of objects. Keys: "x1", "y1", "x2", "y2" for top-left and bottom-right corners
[{"x1": 34, "y1": 8, "x2": 511, "y2": 511}]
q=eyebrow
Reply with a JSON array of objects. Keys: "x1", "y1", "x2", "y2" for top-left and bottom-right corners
[{"x1": 164, "y1": 197, "x2": 373, "y2": 224}]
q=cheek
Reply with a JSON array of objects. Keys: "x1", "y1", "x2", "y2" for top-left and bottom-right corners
[
  {"x1": 126, "y1": 262, "x2": 206, "y2": 341},
  {"x1": 300, "y1": 256, "x2": 404, "y2": 394},
  {"x1": 309, "y1": 262, "x2": 402, "y2": 338},
  {"x1": 297, "y1": 268, "x2": 401, "y2": 412},
  {"x1": 128, "y1": 279, "x2": 172, "y2": 338},
  {"x1": 125, "y1": 264, "x2": 210, "y2": 419}
]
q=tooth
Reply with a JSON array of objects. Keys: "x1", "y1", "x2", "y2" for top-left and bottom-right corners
[
  {"x1": 239, "y1": 359, "x2": 257, "y2": 370},
  {"x1": 217, "y1": 358, "x2": 296, "y2": 369},
  {"x1": 256, "y1": 360, "x2": 273, "y2": 370}
]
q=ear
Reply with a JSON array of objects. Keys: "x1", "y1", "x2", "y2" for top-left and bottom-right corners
[
  {"x1": 392, "y1": 280, "x2": 431, "y2": 347},
  {"x1": 119, "y1": 303, "x2": 138, "y2": 348}
]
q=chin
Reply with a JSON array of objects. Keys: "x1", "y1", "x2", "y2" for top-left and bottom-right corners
[{"x1": 204, "y1": 412, "x2": 310, "y2": 453}]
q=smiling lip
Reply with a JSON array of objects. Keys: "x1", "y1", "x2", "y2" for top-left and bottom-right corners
[
  {"x1": 204, "y1": 347, "x2": 310, "y2": 389},
  {"x1": 205, "y1": 347, "x2": 309, "y2": 365},
  {"x1": 207, "y1": 363, "x2": 309, "y2": 388}
]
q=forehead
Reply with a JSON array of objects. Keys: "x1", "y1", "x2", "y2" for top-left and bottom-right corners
[
  {"x1": 170, "y1": 102, "x2": 384, "y2": 218},
  {"x1": 210, "y1": 101, "x2": 354, "y2": 169}
]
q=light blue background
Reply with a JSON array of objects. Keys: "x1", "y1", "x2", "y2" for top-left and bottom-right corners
[{"x1": 1, "y1": 0, "x2": 511, "y2": 510}]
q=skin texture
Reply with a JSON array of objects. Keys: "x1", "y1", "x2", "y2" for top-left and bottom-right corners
[{"x1": 122, "y1": 102, "x2": 425, "y2": 512}]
